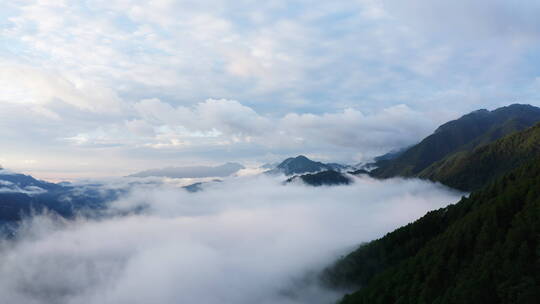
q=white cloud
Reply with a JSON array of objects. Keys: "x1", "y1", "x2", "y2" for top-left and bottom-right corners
[
  {"x1": 63, "y1": 98, "x2": 435, "y2": 164},
  {"x1": 381, "y1": 0, "x2": 540, "y2": 40},
  {"x1": 0, "y1": 64, "x2": 124, "y2": 113},
  {"x1": 1, "y1": 0, "x2": 540, "y2": 177},
  {"x1": 134, "y1": 98, "x2": 271, "y2": 136},
  {"x1": 0, "y1": 175, "x2": 462, "y2": 304},
  {"x1": 280, "y1": 104, "x2": 433, "y2": 150},
  {"x1": 4, "y1": 0, "x2": 538, "y2": 105}
]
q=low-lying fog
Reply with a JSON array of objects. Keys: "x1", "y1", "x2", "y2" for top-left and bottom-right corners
[{"x1": 0, "y1": 175, "x2": 462, "y2": 304}]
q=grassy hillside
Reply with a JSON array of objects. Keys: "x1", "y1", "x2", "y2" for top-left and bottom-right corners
[
  {"x1": 419, "y1": 123, "x2": 540, "y2": 191},
  {"x1": 324, "y1": 156, "x2": 540, "y2": 304},
  {"x1": 370, "y1": 104, "x2": 540, "y2": 178}
]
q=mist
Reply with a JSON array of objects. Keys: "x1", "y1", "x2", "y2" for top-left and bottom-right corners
[{"x1": 0, "y1": 175, "x2": 462, "y2": 304}]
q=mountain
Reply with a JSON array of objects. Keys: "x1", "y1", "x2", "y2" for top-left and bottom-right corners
[
  {"x1": 182, "y1": 179, "x2": 222, "y2": 192},
  {"x1": 268, "y1": 155, "x2": 349, "y2": 176},
  {"x1": 183, "y1": 182, "x2": 205, "y2": 192},
  {"x1": 129, "y1": 162, "x2": 245, "y2": 178},
  {"x1": 0, "y1": 169, "x2": 63, "y2": 192},
  {"x1": 348, "y1": 169, "x2": 370, "y2": 175},
  {"x1": 370, "y1": 104, "x2": 540, "y2": 178},
  {"x1": 419, "y1": 122, "x2": 540, "y2": 191},
  {"x1": 327, "y1": 163, "x2": 353, "y2": 171},
  {"x1": 324, "y1": 155, "x2": 540, "y2": 303},
  {"x1": 271, "y1": 155, "x2": 331, "y2": 175},
  {"x1": 0, "y1": 170, "x2": 122, "y2": 223},
  {"x1": 286, "y1": 170, "x2": 352, "y2": 186},
  {"x1": 373, "y1": 147, "x2": 408, "y2": 162}
]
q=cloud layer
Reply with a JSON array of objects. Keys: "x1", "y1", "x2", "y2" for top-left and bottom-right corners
[{"x1": 0, "y1": 175, "x2": 461, "y2": 304}]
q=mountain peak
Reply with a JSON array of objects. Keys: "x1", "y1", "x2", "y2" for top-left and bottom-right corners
[
  {"x1": 470, "y1": 108, "x2": 489, "y2": 114},
  {"x1": 271, "y1": 155, "x2": 338, "y2": 176},
  {"x1": 280, "y1": 155, "x2": 310, "y2": 163},
  {"x1": 279, "y1": 155, "x2": 312, "y2": 165},
  {"x1": 503, "y1": 103, "x2": 535, "y2": 109},
  {"x1": 492, "y1": 103, "x2": 540, "y2": 114}
]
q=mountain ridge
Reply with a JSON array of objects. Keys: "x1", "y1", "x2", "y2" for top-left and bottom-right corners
[
  {"x1": 370, "y1": 103, "x2": 540, "y2": 179},
  {"x1": 419, "y1": 122, "x2": 540, "y2": 191}
]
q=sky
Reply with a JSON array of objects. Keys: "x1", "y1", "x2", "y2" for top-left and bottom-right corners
[{"x1": 1, "y1": 0, "x2": 540, "y2": 180}]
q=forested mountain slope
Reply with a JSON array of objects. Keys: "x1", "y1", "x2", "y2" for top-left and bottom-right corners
[
  {"x1": 419, "y1": 122, "x2": 540, "y2": 191},
  {"x1": 324, "y1": 155, "x2": 540, "y2": 304},
  {"x1": 370, "y1": 104, "x2": 540, "y2": 178}
]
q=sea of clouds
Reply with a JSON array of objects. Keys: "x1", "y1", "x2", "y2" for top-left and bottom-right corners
[{"x1": 0, "y1": 175, "x2": 462, "y2": 304}]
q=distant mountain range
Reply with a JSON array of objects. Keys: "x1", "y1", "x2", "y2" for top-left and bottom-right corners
[
  {"x1": 0, "y1": 170, "x2": 119, "y2": 224},
  {"x1": 0, "y1": 167, "x2": 227, "y2": 226},
  {"x1": 129, "y1": 162, "x2": 245, "y2": 178},
  {"x1": 0, "y1": 155, "x2": 353, "y2": 225}
]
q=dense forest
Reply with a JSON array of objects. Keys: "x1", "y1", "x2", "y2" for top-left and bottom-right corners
[
  {"x1": 324, "y1": 151, "x2": 540, "y2": 303},
  {"x1": 419, "y1": 123, "x2": 540, "y2": 191}
]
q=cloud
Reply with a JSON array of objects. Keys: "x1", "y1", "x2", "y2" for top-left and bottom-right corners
[
  {"x1": 4, "y1": 0, "x2": 538, "y2": 110},
  {"x1": 2, "y1": 0, "x2": 540, "y2": 177},
  {"x1": 280, "y1": 104, "x2": 433, "y2": 151},
  {"x1": 0, "y1": 184, "x2": 47, "y2": 195},
  {"x1": 134, "y1": 98, "x2": 272, "y2": 137},
  {"x1": 0, "y1": 64, "x2": 125, "y2": 113},
  {"x1": 129, "y1": 162, "x2": 245, "y2": 178},
  {"x1": 381, "y1": 0, "x2": 540, "y2": 40},
  {"x1": 0, "y1": 175, "x2": 461, "y2": 304},
  {"x1": 129, "y1": 99, "x2": 435, "y2": 161}
]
